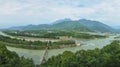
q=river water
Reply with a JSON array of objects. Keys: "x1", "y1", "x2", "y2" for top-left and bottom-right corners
[
  {"x1": 0, "y1": 31, "x2": 117, "y2": 65},
  {"x1": 6, "y1": 36, "x2": 116, "y2": 65}
]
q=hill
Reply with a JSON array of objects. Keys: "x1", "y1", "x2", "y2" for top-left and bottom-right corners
[
  {"x1": 78, "y1": 19, "x2": 115, "y2": 32},
  {"x1": 8, "y1": 19, "x2": 116, "y2": 33}
]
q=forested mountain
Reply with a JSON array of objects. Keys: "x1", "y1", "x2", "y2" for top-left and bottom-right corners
[
  {"x1": 78, "y1": 19, "x2": 115, "y2": 32},
  {"x1": 112, "y1": 26, "x2": 120, "y2": 33},
  {"x1": 8, "y1": 19, "x2": 116, "y2": 33}
]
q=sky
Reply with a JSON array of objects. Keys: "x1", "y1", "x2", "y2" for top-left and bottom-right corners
[{"x1": 0, "y1": 0, "x2": 120, "y2": 28}]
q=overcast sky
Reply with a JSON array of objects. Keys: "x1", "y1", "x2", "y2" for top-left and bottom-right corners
[{"x1": 0, "y1": 0, "x2": 120, "y2": 28}]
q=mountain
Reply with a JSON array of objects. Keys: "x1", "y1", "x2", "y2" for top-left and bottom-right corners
[
  {"x1": 113, "y1": 26, "x2": 120, "y2": 33},
  {"x1": 112, "y1": 26, "x2": 120, "y2": 29},
  {"x1": 52, "y1": 18, "x2": 72, "y2": 24},
  {"x1": 78, "y1": 19, "x2": 115, "y2": 32},
  {"x1": 7, "y1": 19, "x2": 116, "y2": 33}
]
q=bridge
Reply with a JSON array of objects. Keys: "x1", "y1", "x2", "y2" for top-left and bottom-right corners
[
  {"x1": 41, "y1": 46, "x2": 48, "y2": 64},
  {"x1": 40, "y1": 41, "x2": 49, "y2": 64},
  {"x1": 40, "y1": 40, "x2": 81, "y2": 64}
]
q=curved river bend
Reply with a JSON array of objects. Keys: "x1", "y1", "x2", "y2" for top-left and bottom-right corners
[{"x1": 6, "y1": 36, "x2": 116, "y2": 65}]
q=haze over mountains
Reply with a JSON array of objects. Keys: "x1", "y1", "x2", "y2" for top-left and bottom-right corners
[{"x1": 8, "y1": 19, "x2": 117, "y2": 33}]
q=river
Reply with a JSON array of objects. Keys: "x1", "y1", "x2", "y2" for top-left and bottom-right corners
[
  {"x1": 6, "y1": 36, "x2": 116, "y2": 65},
  {"x1": 0, "y1": 31, "x2": 117, "y2": 65}
]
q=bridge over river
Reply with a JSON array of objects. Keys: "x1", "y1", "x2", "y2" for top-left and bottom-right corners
[
  {"x1": 41, "y1": 47, "x2": 48, "y2": 64},
  {"x1": 0, "y1": 31, "x2": 118, "y2": 65},
  {"x1": 6, "y1": 35, "x2": 117, "y2": 65}
]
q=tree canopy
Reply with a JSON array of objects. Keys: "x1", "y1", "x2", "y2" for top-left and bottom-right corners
[{"x1": 0, "y1": 42, "x2": 35, "y2": 67}]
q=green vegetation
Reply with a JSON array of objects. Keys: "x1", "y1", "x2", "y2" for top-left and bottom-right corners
[
  {"x1": 40, "y1": 40, "x2": 120, "y2": 67},
  {"x1": 8, "y1": 19, "x2": 116, "y2": 33},
  {"x1": 73, "y1": 33, "x2": 107, "y2": 39},
  {"x1": 0, "y1": 35, "x2": 75, "y2": 49},
  {"x1": 3, "y1": 30, "x2": 59, "y2": 39},
  {"x1": 1, "y1": 30, "x2": 107, "y2": 49},
  {"x1": 114, "y1": 36, "x2": 120, "y2": 39},
  {"x1": 3, "y1": 30, "x2": 107, "y2": 39},
  {"x1": 0, "y1": 42, "x2": 35, "y2": 67}
]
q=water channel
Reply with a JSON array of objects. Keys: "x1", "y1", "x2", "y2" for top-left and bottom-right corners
[{"x1": 0, "y1": 31, "x2": 118, "y2": 65}]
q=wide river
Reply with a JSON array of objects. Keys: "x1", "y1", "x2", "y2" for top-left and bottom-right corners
[{"x1": 0, "y1": 31, "x2": 117, "y2": 65}]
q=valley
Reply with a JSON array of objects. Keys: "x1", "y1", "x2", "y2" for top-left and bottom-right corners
[
  {"x1": 0, "y1": 0, "x2": 120, "y2": 67},
  {"x1": 0, "y1": 30, "x2": 108, "y2": 50},
  {"x1": 0, "y1": 30, "x2": 118, "y2": 65},
  {"x1": 0, "y1": 19, "x2": 120, "y2": 66}
]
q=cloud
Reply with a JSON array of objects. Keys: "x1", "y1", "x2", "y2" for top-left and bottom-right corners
[
  {"x1": 0, "y1": 0, "x2": 102, "y2": 16},
  {"x1": 0, "y1": 0, "x2": 120, "y2": 28},
  {"x1": 88, "y1": 0, "x2": 120, "y2": 25}
]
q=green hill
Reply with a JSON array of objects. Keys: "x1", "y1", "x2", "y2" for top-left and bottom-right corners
[
  {"x1": 78, "y1": 19, "x2": 115, "y2": 33},
  {"x1": 8, "y1": 19, "x2": 116, "y2": 33}
]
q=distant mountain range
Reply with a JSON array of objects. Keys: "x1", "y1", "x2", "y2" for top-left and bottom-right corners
[
  {"x1": 8, "y1": 19, "x2": 117, "y2": 33},
  {"x1": 112, "y1": 26, "x2": 120, "y2": 29}
]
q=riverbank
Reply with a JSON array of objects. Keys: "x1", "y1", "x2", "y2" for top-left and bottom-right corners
[
  {"x1": 0, "y1": 42, "x2": 35, "y2": 67},
  {"x1": 2, "y1": 30, "x2": 107, "y2": 40},
  {"x1": 6, "y1": 36, "x2": 116, "y2": 65},
  {"x1": 40, "y1": 40, "x2": 120, "y2": 67},
  {"x1": 0, "y1": 34, "x2": 77, "y2": 50},
  {"x1": 0, "y1": 31, "x2": 108, "y2": 50},
  {"x1": 0, "y1": 41, "x2": 77, "y2": 50}
]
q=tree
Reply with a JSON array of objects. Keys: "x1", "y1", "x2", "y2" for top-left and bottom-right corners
[{"x1": 0, "y1": 42, "x2": 35, "y2": 67}]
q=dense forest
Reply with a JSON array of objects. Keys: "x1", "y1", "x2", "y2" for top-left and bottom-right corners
[
  {"x1": 40, "y1": 40, "x2": 120, "y2": 67},
  {"x1": 0, "y1": 35, "x2": 75, "y2": 49},
  {"x1": 3, "y1": 30, "x2": 107, "y2": 39},
  {"x1": 0, "y1": 42, "x2": 35, "y2": 67}
]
